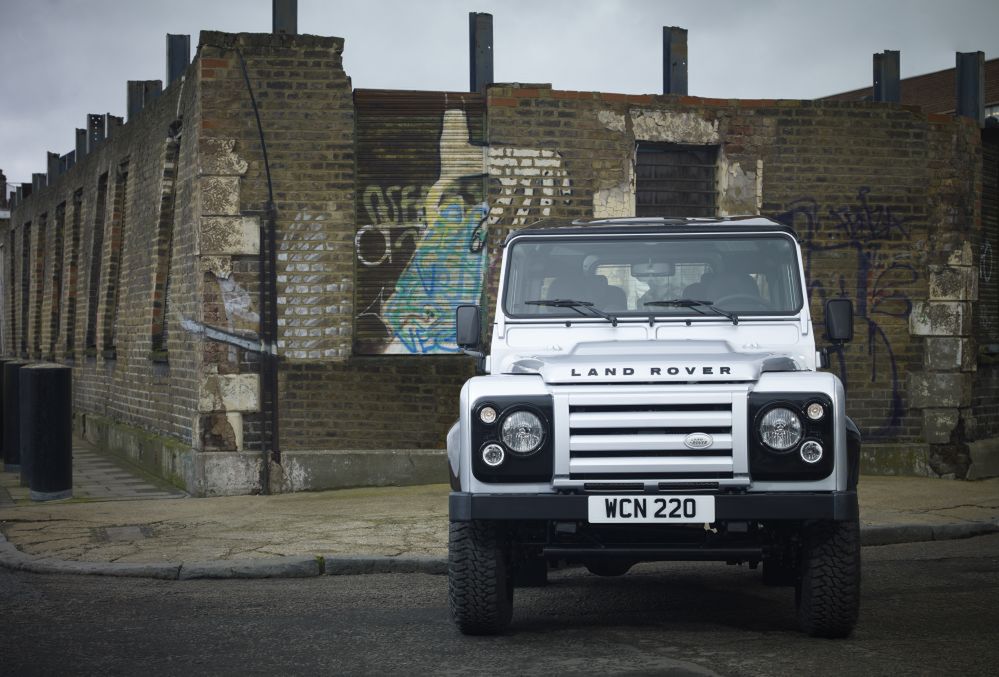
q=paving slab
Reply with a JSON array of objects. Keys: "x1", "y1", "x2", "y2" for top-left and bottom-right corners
[{"x1": 1, "y1": 436, "x2": 998, "y2": 580}]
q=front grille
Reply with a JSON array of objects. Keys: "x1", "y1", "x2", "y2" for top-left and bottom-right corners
[{"x1": 556, "y1": 387, "x2": 749, "y2": 488}]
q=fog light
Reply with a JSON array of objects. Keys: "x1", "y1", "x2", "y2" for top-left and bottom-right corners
[
  {"x1": 806, "y1": 402, "x2": 825, "y2": 421},
  {"x1": 799, "y1": 440, "x2": 823, "y2": 464},
  {"x1": 482, "y1": 443, "x2": 505, "y2": 467},
  {"x1": 479, "y1": 406, "x2": 497, "y2": 424}
]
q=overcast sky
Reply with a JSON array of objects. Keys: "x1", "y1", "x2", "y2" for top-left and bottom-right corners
[{"x1": 2, "y1": 0, "x2": 997, "y2": 189}]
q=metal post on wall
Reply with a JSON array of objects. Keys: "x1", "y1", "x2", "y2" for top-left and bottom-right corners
[
  {"x1": 469, "y1": 12, "x2": 494, "y2": 94},
  {"x1": 956, "y1": 51, "x2": 985, "y2": 127},
  {"x1": 166, "y1": 34, "x2": 191, "y2": 86},
  {"x1": 273, "y1": 0, "x2": 297, "y2": 35},
  {"x1": 873, "y1": 50, "x2": 901, "y2": 103},
  {"x1": 663, "y1": 26, "x2": 688, "y2": 96}
]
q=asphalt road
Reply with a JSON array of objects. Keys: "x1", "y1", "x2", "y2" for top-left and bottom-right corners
[{"x1": 2, "y1": 534, "x2": 998, "y2": 676}]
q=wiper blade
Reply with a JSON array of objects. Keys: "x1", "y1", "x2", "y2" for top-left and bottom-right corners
[
  {"x1": 643, "y1": 298, "x2": 739, "y2": 325},
  {"x1": 526, "y1": 299, "x2": 619, "y2": 326}
]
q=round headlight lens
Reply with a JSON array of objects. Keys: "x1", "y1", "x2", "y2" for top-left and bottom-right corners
[
  {"x1": 799, "y1": 440, "x2": 823, "y2": 464},
  {"x1": 479, "y1": 406, "x2": 497, "y2": 424},
  {"x1": 806, "y1": 402, "x2": 825, "y2": 421},
  {"x1": 759, "y1": 407, "x2": 803, "y2": 451},
  {"x1": 500, "y1": 410, "x2": 545, "y2": 455},
  {"x1": 481, "y1": 443, "x2": 505, "y2": 467}
]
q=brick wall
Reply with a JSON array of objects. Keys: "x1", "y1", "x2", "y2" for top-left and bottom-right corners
[
  {"x1": 485, "y1": 85, "x2": 987, "y2": 474},
  {"x1": 2, "y1": 33, "x2": 993, "y2": 492},
  {"x1": 3, "y1": 73, "x2": 204, "y2": 486}
]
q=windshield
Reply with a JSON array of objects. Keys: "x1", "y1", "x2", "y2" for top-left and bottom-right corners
[{"x1": 503, "y1": 234, "x2": 803, "y2": 319}]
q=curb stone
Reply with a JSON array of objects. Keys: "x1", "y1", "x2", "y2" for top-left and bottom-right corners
[
  {"x1": 178, "y1": 556, "x2": 323, "y2": 580},
  {"x1": 321, "y1": 554, "x2": 447, "y2": 576},
  {"x1": 2, "y1": 522, "x2": 998, "y2": 580},
  {"x1": 861, "y1": 521, "x2": 999, "y2": 546}
]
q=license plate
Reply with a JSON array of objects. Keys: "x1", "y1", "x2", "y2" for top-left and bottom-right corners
[{"x1": 587, "y1": 495, "x2": 715, "y2": 524}]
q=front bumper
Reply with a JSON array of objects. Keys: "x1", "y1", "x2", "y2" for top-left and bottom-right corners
[{"x1": 449, "y1": 490, "x2": 858, "y2": 522}]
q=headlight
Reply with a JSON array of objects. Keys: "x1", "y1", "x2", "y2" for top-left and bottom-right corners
[
  {"x1": 500, "y1": 410, "x2": 545, "y2": 455},
  {"x1": 759, "y1": 407, "x2": 803, "y2": 450}
]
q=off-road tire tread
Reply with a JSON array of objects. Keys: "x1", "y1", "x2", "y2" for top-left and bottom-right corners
[
  {"x1": 448, "y1": 520, "x2": 513, "y2": 635},
  {"x1": 797, "y1": 519, "x2": 861, "y2": 638}
]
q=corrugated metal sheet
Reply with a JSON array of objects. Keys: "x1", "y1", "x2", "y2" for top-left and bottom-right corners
[{"x1": 354, "y1": 90, "x2": 488, "y2": 355}]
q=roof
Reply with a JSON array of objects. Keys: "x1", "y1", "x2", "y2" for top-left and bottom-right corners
[
  {"x1": 504, "y1": 216, "x2": 797, "y2": 244},
  {"x1": 820, "y1": 57, "x2": 999, "y2": 113}
]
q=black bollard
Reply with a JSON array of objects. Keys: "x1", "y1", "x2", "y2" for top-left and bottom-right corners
[
  {"x1": 2, "y1": 360, "x2": 27, "y2": 472},
  {"x1": 21, "y1": 364, "x2": 73, "y2": 501}
]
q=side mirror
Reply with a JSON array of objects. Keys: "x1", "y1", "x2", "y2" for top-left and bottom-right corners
[
  {"x1": 455, "y1": 304, "x2": 482, "y2": 350},
  {"x1": 824, "y1": 298, "x2": 854, "y2": 343}
]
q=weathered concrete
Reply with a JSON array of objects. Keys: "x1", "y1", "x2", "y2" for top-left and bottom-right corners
[
  {"x1": 967, "y1": 437, "x2": 999, "y2": 480},
  {"x1": 908, "y1": 372, "x2": 973, "y2": 409},
  {"x1": 909, "y1": 301, "x2": 973, "y2": 336},
  {"x1": 277, "y1": 449, "x2": 448, "y2": 492}
]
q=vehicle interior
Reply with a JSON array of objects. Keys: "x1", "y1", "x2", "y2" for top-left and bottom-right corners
[{"x1": 503, "y1": 235, "x2": 803, "y2": 317}]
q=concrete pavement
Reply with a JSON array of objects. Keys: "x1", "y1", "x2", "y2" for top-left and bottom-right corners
[{"x1": 1, "y1": 437, "x2": 997, "y2": 579}]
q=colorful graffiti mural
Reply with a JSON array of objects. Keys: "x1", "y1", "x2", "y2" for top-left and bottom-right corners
[
  {"x1": 778, "y1": 187, "x2": 919, "y2": 438},
  {"x1": 354, "y1": 94, "x2": 575, "y2": 355}
]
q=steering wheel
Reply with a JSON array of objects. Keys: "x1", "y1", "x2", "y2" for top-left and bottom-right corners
[{"x1": 713, "y1": 294, "x2": 771, "y2": 310}]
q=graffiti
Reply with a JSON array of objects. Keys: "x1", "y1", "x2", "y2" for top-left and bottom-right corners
[
  {"x1": 778, "y1": 187, "x2": 918, "y2": 439},
  {"x1": 983, "y1": 241, "x2": 994, "y2": 283},
  {"x1": 354, "y1": 99, "x2": 575, "y2": 354},
  {"x1": 361, "y1": 184, "x2": 426, "y2": 225}
]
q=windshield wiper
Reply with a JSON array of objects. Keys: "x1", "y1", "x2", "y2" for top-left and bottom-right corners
[
  {"x1": 643, "y1": 298, "x2": 739, "y2": 325},
  {"x1": 526, "y1": 299, "x2": 619, "y2": 326}
]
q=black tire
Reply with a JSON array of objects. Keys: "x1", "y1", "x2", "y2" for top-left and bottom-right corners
[
  {"x1": 796, "y1": 519, "x2": 861, "y2": 638},
  {"x1": 448, "y1": 520, "x2": 513, "y2": 635},
  {"x1": 585, "y1": 559, "x2": 634, "y2": 577}
]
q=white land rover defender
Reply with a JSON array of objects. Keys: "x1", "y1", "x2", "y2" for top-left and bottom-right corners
[{"x1": 446, "y1": 217, "x2": 861, "y2": 638}]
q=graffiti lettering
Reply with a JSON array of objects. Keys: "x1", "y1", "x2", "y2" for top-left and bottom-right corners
[
  {"x1": 778, "y1": 187, "x2": 918, "y2": 439},
  {"x1": 363, "y1": 184, "x2": 425, "y2": 225}
]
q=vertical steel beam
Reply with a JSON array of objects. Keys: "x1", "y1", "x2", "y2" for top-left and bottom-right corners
[
  {"x1": 126, "y1": 81, "x2": 162, "y2": 122},
  {"x1": 75, "y1": 128, "x2": 87, "y2": 160},
  {"x1": 47, "y1": 152, "x2": 59, "y2": 184},
  {"x1": 663, "y1": 26, "x2": 688, "y2": 95},
  {"x1": 105, "y1": 114, "x2": 123, "y2": 139},
  {"x1": 87, "y1": 114, "x2": 105, "y2": 154},
  {"x1": 273, "y1": 0, "x2": 297, "y2": 35},
  {"x1": 166, "y1": 34, "x2": 191, "y2": 86},
  {"x1": 956, "y1": 51, "x2": 985, "y2": 126},
  {"x1": 469, "y1": 12, "x2": 494, "y2": 93},
  {"x1": 873, "y1": 50, "x2": 900, "y2": 103},
  {"x1": 127, "y1": 81, "x2": 145, "y2": 121}
]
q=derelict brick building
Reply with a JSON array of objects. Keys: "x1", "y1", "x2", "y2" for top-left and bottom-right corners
[{"x1": 1, "y1": 28, "x2": 996, "y2": 494}]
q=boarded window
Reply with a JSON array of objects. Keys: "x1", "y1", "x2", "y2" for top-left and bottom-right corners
[
  {"x1": 102, "y1": 161, "x2": 129, "y2": 358},
  {"x1": 635, "y1": 144, "x2": 718, "y2": 217},
  {"x1": 86, "y1": 172, "x2": 109, "y2": 354},
  {"x1": 65, "y1": 189, "x2": 83, "y2": 357},
  {"x1": 151, "y1": 135, "x2": 181, "y2": 359},
  {"x1": 48, "y1": 203, "x2": 66, "y2": 358},
  {"x1": 353, "y1": 90, "x2": 487, "y2": 355},
  {"x1": 32, "y1": 214, "x2": 46, "y2": 358},
  {"x1": 20, "y1": 224, "x2": 29, "y2": 355}
]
